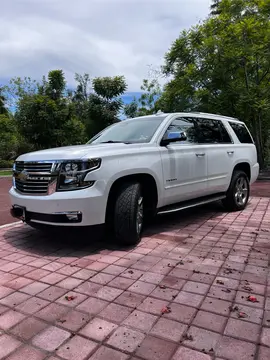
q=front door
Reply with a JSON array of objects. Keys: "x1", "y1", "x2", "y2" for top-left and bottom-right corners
[{"x1": 159, "y1": 117, "x2": 208, "y2": 207}]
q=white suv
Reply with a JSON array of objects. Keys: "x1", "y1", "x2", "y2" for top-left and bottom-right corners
[{"x1": 10, "y1": 112, "x2": 259, "y2": 245}]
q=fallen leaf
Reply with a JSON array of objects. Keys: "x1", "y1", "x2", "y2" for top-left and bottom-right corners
[
  {"x1": 161, "y1": 306, "x2": 171, "y2": 314},
  {"x1": 237, "y1": 312, "x2": 248, "y2": 318},
  {"x1": 65, "y1": 295, "x2": 76, "y2": 301},
  {"x1": 177, "y1": 260, "x2": 184, "y2": 266},
  {"x1": 229, "y1": 305, "x2": 239, "y2": 312},
  {"x1": 216, "y1": 280, "x2": 224, "y2": 285},
  {"x1": 243, "y1": 286, "x2": 253, "y2": 292},
  {"x1": 159, "y1": 285, "x2": 166, "y2": 289},
  {"x1": 247, "y1": 295, "x2": 259, "y2": 303},
  {"x1": 183, "y1": 334, "x2": 193, "y2": 341},
  {"x1": 128, "y1": 270, "x2": 134, "y2": 274},
  {"x1": 224, "y1": 268, "x2": 233, "y2": 274}
]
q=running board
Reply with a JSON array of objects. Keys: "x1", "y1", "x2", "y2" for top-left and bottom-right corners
[{"x1": 157, "y1": 194, "x2": 226, "y2": 215}]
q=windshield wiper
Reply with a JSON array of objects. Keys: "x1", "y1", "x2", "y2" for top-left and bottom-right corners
[{"x1": 100, "y1": 140, "x2": 131, "y2": 144}]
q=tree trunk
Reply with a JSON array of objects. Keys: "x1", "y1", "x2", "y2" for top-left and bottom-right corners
[{"x1": 251, "y1": 121, "x2": 265, "y2": 169}]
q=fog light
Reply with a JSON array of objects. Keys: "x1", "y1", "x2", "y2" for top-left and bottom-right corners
[
  {"x1": 54, "y1": 211, "x2": 82, "y2": 223},
  {"x1": 66, "y1": 214, "x2": 79, "y2": 221}
]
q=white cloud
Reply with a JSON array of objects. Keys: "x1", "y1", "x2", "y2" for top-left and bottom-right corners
[{"x1": 0, "y1": 0, "x2": 211, "y2": 91}]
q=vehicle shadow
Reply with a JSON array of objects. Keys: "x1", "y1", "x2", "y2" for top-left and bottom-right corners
[{"x1": 3, "y1": 200, "x2": 234, "y2": 258}]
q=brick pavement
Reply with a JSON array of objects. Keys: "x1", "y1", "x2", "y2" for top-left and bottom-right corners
[{"x1": 0, "y1": 197, "x2": 269, "y2": 359}]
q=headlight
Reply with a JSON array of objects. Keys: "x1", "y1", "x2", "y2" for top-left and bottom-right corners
[{"x1": 57, "y1": 159, "x2": 101, "y2": 191}]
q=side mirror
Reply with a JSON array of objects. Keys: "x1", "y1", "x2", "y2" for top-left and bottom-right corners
[{"x1": 160, "y1": 131, "x2": 187, "y2": 146}]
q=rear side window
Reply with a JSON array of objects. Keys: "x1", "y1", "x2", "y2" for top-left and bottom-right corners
[
  {"x1": 229, "y1": 122, "x2": 253, "y2": 143},
  {"x1": 195, "y1": 118, "x2": 232, "y2": 144}
]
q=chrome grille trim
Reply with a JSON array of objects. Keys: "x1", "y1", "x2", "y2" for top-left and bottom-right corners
[{"x1": 14, "y1": 161, "x2": 57, "y2": 195}]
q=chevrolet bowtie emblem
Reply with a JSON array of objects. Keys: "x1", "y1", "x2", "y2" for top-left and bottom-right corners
[{"x1": 15, "y1": 170, "x2": 29, "y2": 182}]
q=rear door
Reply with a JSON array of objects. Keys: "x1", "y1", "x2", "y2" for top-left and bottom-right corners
[{"x1": 194, "y1": 118, "x2": 235, "y2": 194}]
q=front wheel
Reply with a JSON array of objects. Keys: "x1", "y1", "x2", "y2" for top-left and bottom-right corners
[
  {"x1": 114, "y1": 182, "x2": 144, "y2": 245},
  {"x1": 222, "y1": 170, "x2": 250, "y2": 211}
]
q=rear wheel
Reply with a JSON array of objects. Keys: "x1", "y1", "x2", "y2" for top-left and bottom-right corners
[
  {"x1": 222, "y1": 170, "x2": 250, "y2": 211},
  {"x1": 114, "y1": 182, "x2": 144, "y2": 245}
]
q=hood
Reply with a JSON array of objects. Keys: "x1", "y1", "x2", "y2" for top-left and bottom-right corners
[{"x1": 16, "y1": 143, "x2": 154, "y2": 161}]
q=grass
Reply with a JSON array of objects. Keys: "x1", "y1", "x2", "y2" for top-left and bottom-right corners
[{"x1": 0, "y1": 170, "x2": 12, "y2": 176}]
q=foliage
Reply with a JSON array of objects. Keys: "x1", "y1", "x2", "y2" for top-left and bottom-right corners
[
  {"x1": 123, "y1": 98, "x2": 139, "y2": 118},
  {"x1": 0, "y1": 160, "x2": 14, "y2": 169},
  {"x1": 0, "y1": 88, "x2": 8, "y2": 115},
  {"x1": 124, "y1": 69, "x2": 162, "y2": 119},
  {"x1": 86, "y1": 76, "x2": 127, "y2": 137},
  {"x1": 159, "y1": 0, "x2": 270, "y2": 167},
  {"x1": 137, "y1": 78, "x2": 162, "y2": 115},
  {"x1": 210, "y1": 0, "x2": 222, "y2": 15},
  {"x1": 0, "y1": 114, "x2": 20, "y2": 160},
  {"x1": 14, "y1": 70, "x2": 86, "y2": 150},
  {"x1": 10, "y1": 71, "x2": 127, "y2": 149},
  {"x1": 15, "y1": 94, "x2": 86, "y2": 149},
  {"x1": 3, "y1": 77, "x2": 38, "y2": 108}
]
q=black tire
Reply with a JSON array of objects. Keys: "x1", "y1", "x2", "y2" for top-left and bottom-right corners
[
  {"x1": 114, "y1": 182, "x2": 143, "y2": 245},
  {"x1": 222, "y1": 170, "x2": 250, "y2": 212}
]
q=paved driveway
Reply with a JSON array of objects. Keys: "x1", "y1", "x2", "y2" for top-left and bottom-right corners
[{"x1": 0, "y1": 197, "x2": 269, "y2": 359}]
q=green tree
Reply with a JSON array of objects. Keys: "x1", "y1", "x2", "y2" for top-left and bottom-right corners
[
  {"x1": 72, "y1": 73, "x2": 91, "y2": 123},
  {"x1": 210, "y1": 0, "x2": 222, "y2": 15},
  {"x1": 159, "y1": 0, "x2": 270, "y2": 167},
  {"x1": 0, "y1": 114, "x2": 19, "y2": 159},
  {"x1": 86, "y1": 76, "x2": 127, "y2": 137},
  {"x1": 137, "y1": 78, "x2": 162, "y2": 115},
  {"x1": 0, "y1": 88, "x2": 8, "y2": 115},
  {"x1": 15, "y1": 70, "x2": 86, "y2": 150},
  {"x1": 123, "y1": 98, "x2": 139, "y2": 118},
  {"x1": 124, "y1": 69, "x2": 162, "y2": 119}
]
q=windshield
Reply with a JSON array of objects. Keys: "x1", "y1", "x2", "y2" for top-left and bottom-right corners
[{"x1": 87, "y1": 116, "x2": 166, "y2": 145}]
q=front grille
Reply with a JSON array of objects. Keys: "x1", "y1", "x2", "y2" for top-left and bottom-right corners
[
  {"x1": 14, "y1": 161, "x2": 57, "y2": 195},
  {"x1": 15, "y1": 162, "x2": 53, "y2": 173}
]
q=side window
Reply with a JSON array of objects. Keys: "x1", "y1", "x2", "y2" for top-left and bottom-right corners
[
  {"x1": 195, "y1": 118, "x2": 232, "y2": 144},
  {"x1": 163, "y1": 117, "x2": 198, "y2": 144},
  {"x1": 229, "y1": 122, "x2": 253, "y2": 143}
]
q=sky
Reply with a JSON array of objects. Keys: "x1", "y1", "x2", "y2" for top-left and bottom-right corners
[{"x1": 1, "y1": 0, "x2": 211, "y2": 98}]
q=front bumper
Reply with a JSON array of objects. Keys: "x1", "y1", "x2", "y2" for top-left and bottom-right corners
[
  {"x1": 10, "y1": 206, "x2": 82, "y2": 224},
  {"x1": 9, "y1": 185, "x2": 107, "y2": 227}
]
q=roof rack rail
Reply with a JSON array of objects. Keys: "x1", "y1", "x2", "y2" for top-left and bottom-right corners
[{"x1": 190, "y1": 112, "x2": 239, "y2": 121}]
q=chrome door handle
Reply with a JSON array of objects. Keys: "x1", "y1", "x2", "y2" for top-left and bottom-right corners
[
  {"x1": 196, "y1": 153, "x2": 205, "y2": 157},
  {"x1": 227, "y1": 151, "x2": 234, "y2": 155}
]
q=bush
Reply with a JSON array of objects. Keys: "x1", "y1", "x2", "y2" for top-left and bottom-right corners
[{"x1": 0, "y1": 160, "x2": 14, "y2": 169}]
